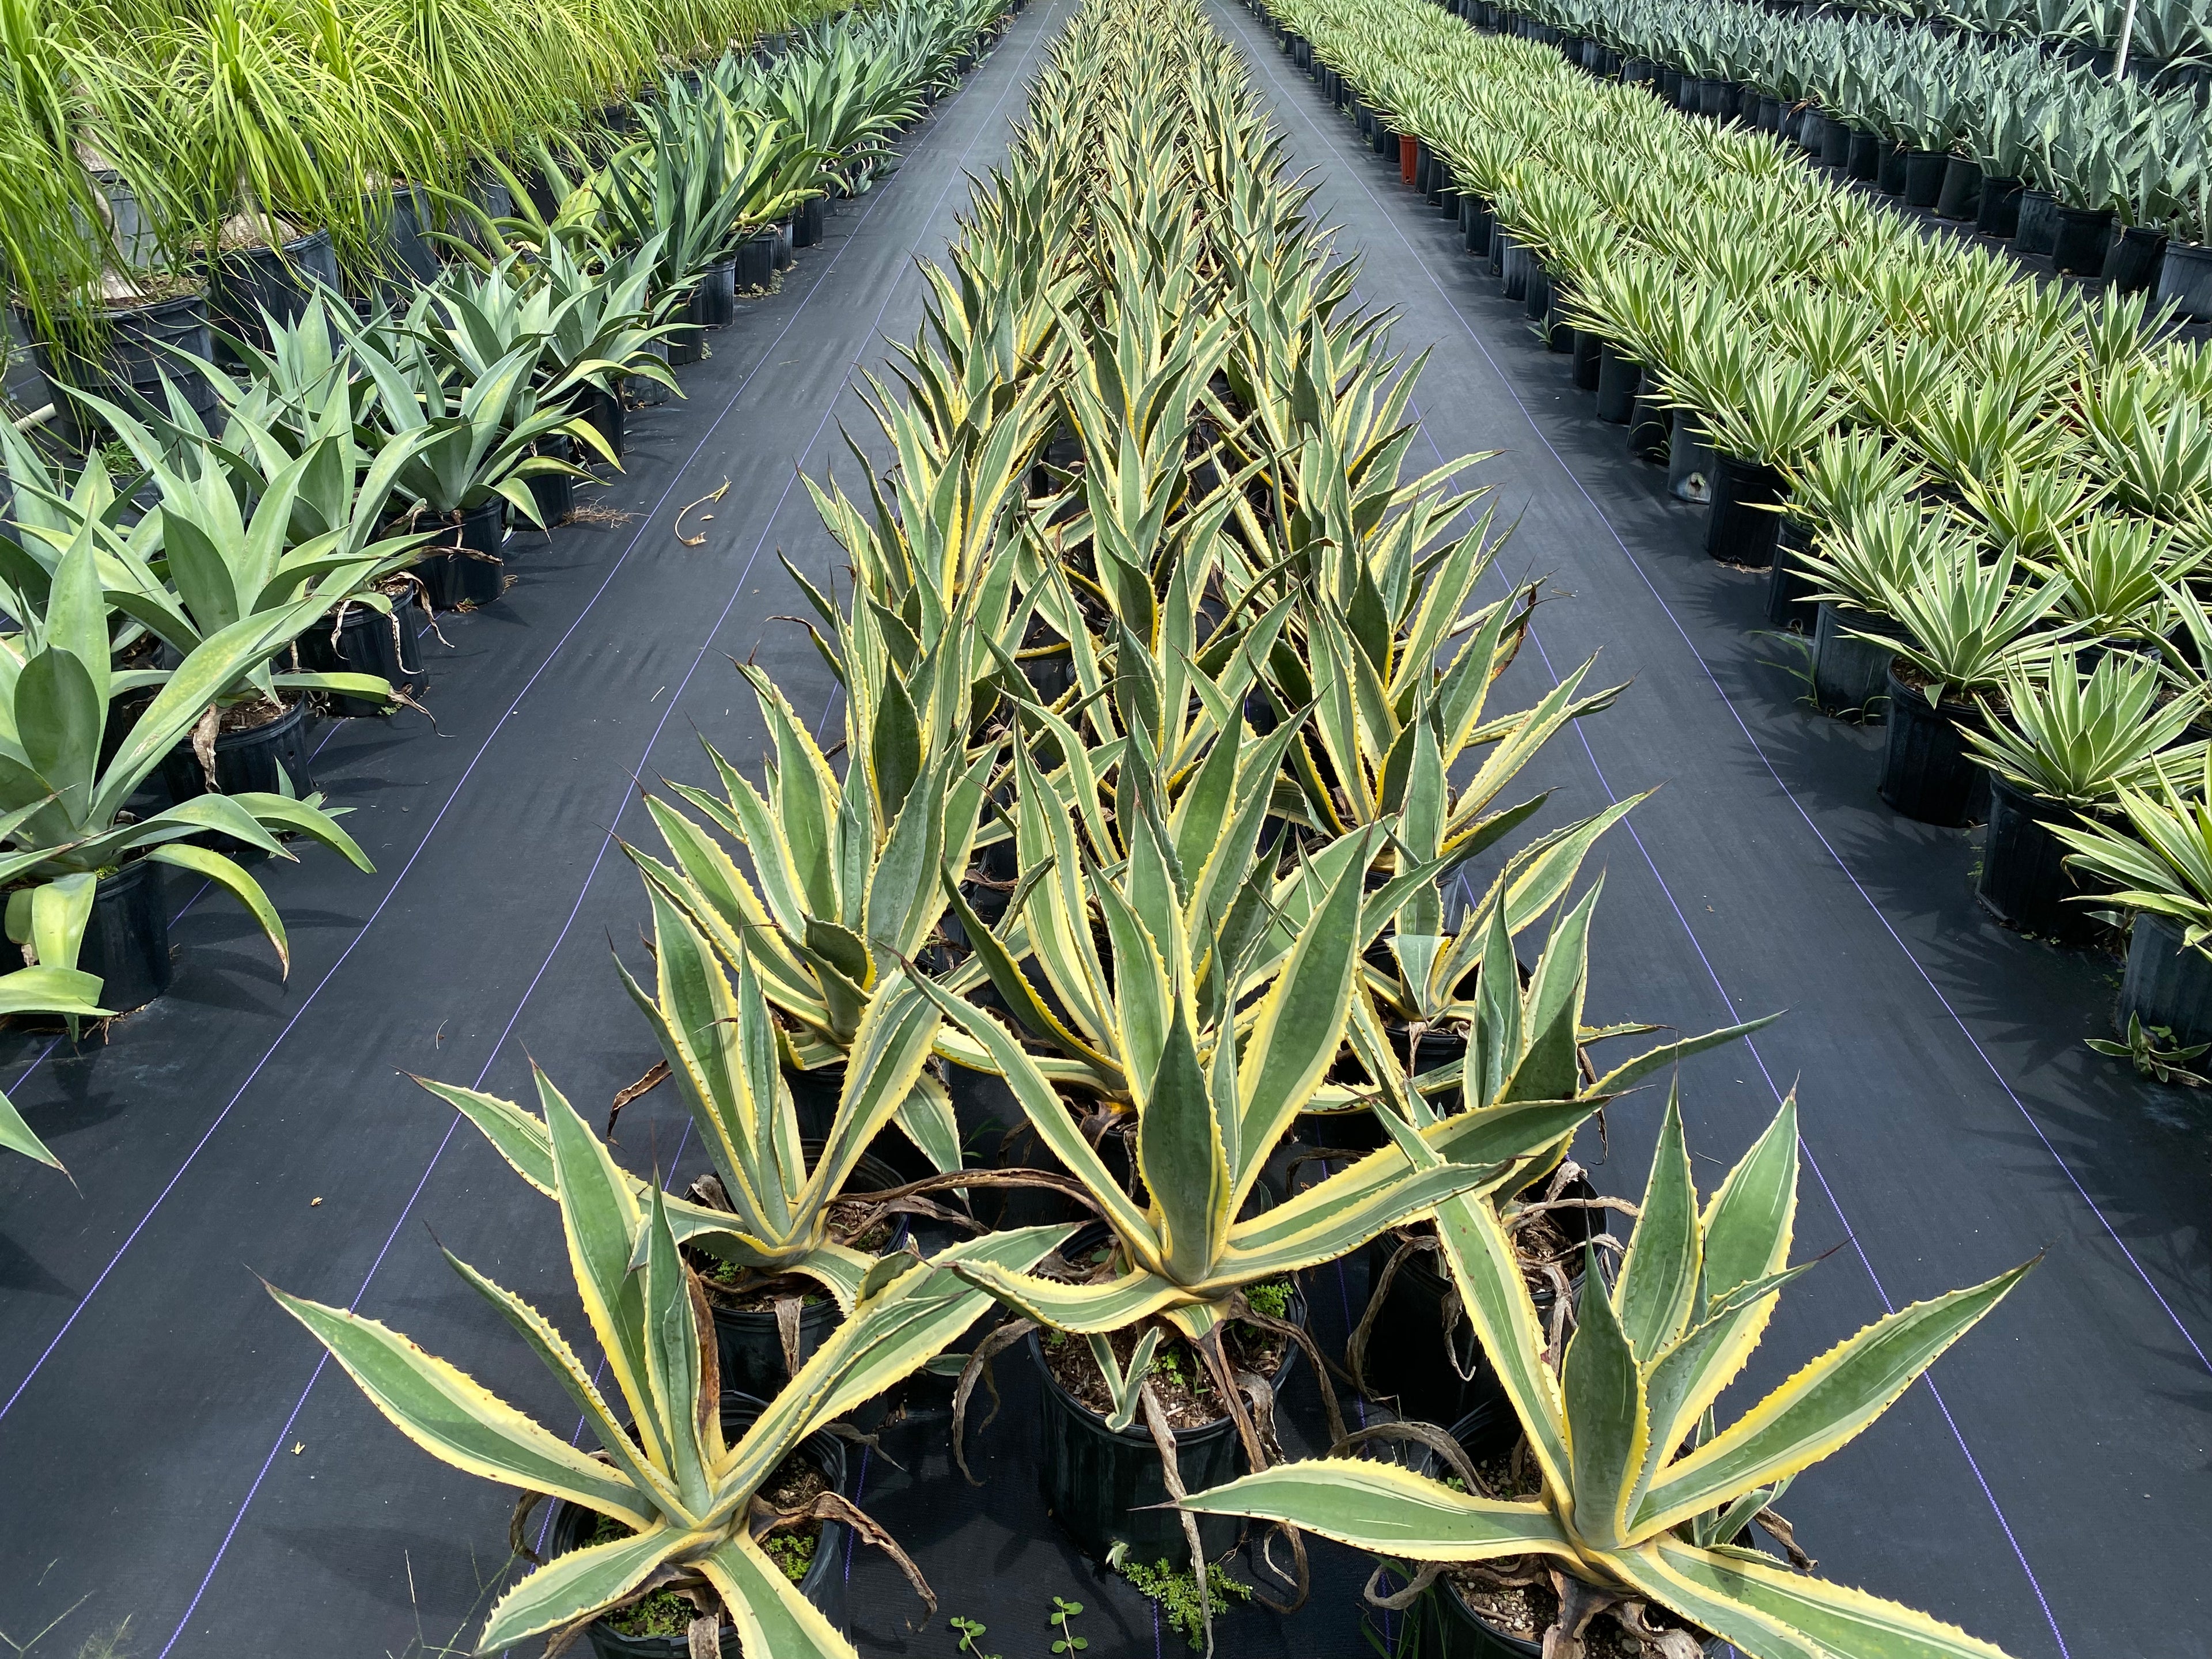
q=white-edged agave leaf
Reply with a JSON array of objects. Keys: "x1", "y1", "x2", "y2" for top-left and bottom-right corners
[
  {"x1": 477, "y1": 1522, "x2": 698, "y2": 1653},
  {"x1": 1502, "y1": 877, "x2": 1601, "y2": 1105},
  {"x1": 1179, "y1": 1460, "x2": 1577, "y2": 1561},
  {"x1": 620, "y1": 887, "x2": 796, "y2": 1233},
  {"x1": 639, "y1": 1182, "x2": 714, "y2": 1517},
  {"x1": 1645, "y1": 1535, "x2": 2022, "y2": 1659},
  {"x1": 1138, "y1": 979, "x2": 1230, "y2": 1286},
  {"x1": 790, "y1": 968, "x2": 941, "y2": 1217},
  {"x1": 412, "y1": 1073, "x2": 559, "y2": 1195},
  {"x1": 952, "y1": 1255, "x2": 1195, "y2": 1336},
  {"x1": 266, "y1": 1285, "x2": 655, "y2": 1528},
  {"x1": 1699, "y1": 1094, "x2": 1800, "y2": 1309},
  {"x1": 1431, "y1": 1184, "x2": 1572, "y2": 1491},
  {"x1": 726, "y1": 1224, "x2": 1075, "y2": 1490},
  {"x1": 1634, "y1": 1260, "x2": 2034, "y2": 1538},
  {"x1": 1218, "y1": 1096, "x2": 1601, "y2": 1284},
  {"x1": 1602, "y1": 1541, "x2": 1833, "y2": 1659}
]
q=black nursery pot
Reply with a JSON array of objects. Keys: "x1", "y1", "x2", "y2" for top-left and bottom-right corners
[
  {"x1": 2051, "y1": 205, "x2": 2116, "y2": 276},
  {"x1": 1810, "y1": 602, "x2": 1904, "y2": 719},
  {"x1": 1626, "y1": 390, "x2": 1670, "y2": 462},
  {"x1": 1976, "y1": 175, "x2": 2025, "y2": 237},
  {"x1": 296, "y1": 591, "x2": 427, "y2": 717},
  {"x1": 2157, "y1": 241, "x2": 2212, "y2": 321},
  {"x1": 79, "y1": 857, "x2": 173, "y2": 1015},
  {"x1": 208, "y1": 229, "x2": 340, "y2": 358},
  {"x1": 1705, "y1": 454, "x2": 1783, "y2": 567},
  {"x1": 1903, "y1": 148, "x2": 1948, "y2": 207},
  {"x1": 794, "y1": 194, "x2": 827, "y2": 248},
  {"x1": 1031, "y1": 1283, "x2": 1303, "y2": 1563},
  {"x1": 1594, "y1": 342, "x2": 1639, "y2": 422},
  {"x1": 1977, "y1": 776, "x2": 2097, "y2": 945},
  {"x1": 32, "y1": 290, "x2": 218, "y2": 448},
  {"x1": 161, "y1": 695, "x2": 313, "y2": 806},
  {"x1": 2014, "y1": 189, "x2": 2061, "y2": 256},
  {"x1": 1876, "y1": 144, "x2": 1908, "y2": 196},
  {"x1": 1820, "y1": 116, "x2": 1852, "y2": 170},
  {"x1": 692, "y1": 257, "x2": 737, "y2": 327},
  {"x1": 1878, "y1": 663, "x2": 1988, "y2": 827},
  {"x1": 2120, "y1": 912, "x2": 2212, "y2": 1051},
  {"x1": 737, "y1": 230, "x2": 777, "y2": 291},
  {"x1": 1934, "y1": 156, "x2": 1982, "y2": 221},
  {"x1": 2103, "y1": 226, "x2": 2168, "y2": 296},
  {"x1": 1570, "y1": 328, "x2": 1602, "y2": 389},
  {"x1": 702, "y1": 1147, "x2": 910, "y2": 1401},
  {"x1": 1764, "y1": 520, "x2": 1819, "y2": 630},
  {"x1": 581, "y1": 383, "x2": 624, "y2": 460},
  {"x1": 415, "y1": 497, "x2": 507, "y2": 611},
  {"x1": 544, "y1": 1394, "x2": 846, "y2": 1658},
  {"x1": 527, "y1": 433, "x2": 577, "y2": 529},
  {"x1": 1847, "y1": 126, "x2": 1880, "y2": 181},
  {"x1": 1359, "y1": 1175, "x2": 1603, "y2": 1430}
]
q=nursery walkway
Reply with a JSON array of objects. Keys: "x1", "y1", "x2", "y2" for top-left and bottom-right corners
[
  {"x1": 1211, "y1": 6, "x2": 2212, "y2": 1658},
  {"x1": 0, "y1": 9, "x2": 1092, "y2": 1654}
]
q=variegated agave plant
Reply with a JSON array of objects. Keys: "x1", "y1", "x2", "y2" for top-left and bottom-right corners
[
  {"x1": 1179, "y1": 1090, "x2": 2035, "y2": 1659},
  {"x1": 419, "y1": 895, "x2": 952, "y2": 1320},
  {"x1": 915, "y1": 840, "x2": 1611, "y2": 1598},
  {"x1": 272, "y1": 1069, "x2": 1070, "y2": 1657},
  {"x1": 620, "y1": 640, "x2": 997, "y2": 1175}
]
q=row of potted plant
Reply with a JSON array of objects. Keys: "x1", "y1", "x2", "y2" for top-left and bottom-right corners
[
  {"x1": 1276, "y1": 0, "x2": 2212, "y2": 1078},
  {"x1": 263, "y1": 0, "x2": 2042, "y2": 1654},
  {"x1": 1508, "y1": 0, "x2": 2212, "y2": 309},
  {"x1": 1823, "y1": 0, "x2": 2212, "y2": 81},
  {"x1": 0, "y1": 0, "x2": 1018, "y2": 1174}
]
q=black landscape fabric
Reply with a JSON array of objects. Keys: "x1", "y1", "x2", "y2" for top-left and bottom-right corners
[{"x1": 1, "y1": 3, "x2": 2207, "y2": 1657}]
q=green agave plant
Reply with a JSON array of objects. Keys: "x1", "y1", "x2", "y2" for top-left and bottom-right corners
[
  {"x1": 273, "y1": 1065, "x2": 1071, "y2": 1657},
  {"x1": 0, "y1": 525, "x2": 374, "y2": 979},
  {"x1": 1179, "y1": 1089, "x2": 2037, "y2": 1659},
  {"x1": 0, "y1": 966, "x2": 113, "y2": 1166}
]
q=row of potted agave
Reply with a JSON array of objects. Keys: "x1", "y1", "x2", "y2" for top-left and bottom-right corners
[
  {"x1": 268, "y1": 1, "x2": 2040, "y2": 1656},
  {"x1": 1277, "y1": 0, "x2": 2212, "y2": 1077},
  {"x1": 0, "y1": 0, "x2": 1022, "y2": 1175}
]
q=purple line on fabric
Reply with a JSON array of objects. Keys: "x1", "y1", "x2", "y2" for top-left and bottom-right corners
[
  {"x1": 1226, "y1": 23, "x2": 2072, "y2": 1657},
  {"x1": 150, "y1": 24, "x2": 1065, "y2": 1655},
  {"x1": 845, "y1": 1444, "x2": 871, "y2": 1584}
]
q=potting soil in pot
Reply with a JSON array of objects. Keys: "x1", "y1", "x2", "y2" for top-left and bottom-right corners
[{"x1": 1039, "y1": 1279, "x2": 1296, "y2": 1430}]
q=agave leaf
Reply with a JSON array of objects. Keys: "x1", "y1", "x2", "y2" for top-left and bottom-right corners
[
  {"x1": 1635, "y1": 1261, "x2": 2034, "y2": 1538},
  {"x1": 266, "y1": 1285, "x2": 654, "y2": 1529},
  {"x1": 1613, "y1": 1086, "x2": 1700, "y2": 1364},
  {"x1": 1178, "y1": 1459, "x2": 1577, "y2": 1560}
]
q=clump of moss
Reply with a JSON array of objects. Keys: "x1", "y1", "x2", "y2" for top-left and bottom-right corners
[
  {"x1": 1243, "y1": 1277, "x2": 1291, "y2": 1319},
  {"x1": 763, "y1": 1528, "x2": 818, "y2": 1584}
]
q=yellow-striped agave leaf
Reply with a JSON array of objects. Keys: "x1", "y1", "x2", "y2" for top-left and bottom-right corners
[
  {"x1": 699, "y1": 1529, "x2": 859, "y2": 1659},
  {"x1": 1178, "y1": 1459, "x2": 1577, "y2": 1563},
  {"x1": 476, "y1": 1522, "x2": 704, "y2": 1653},
  {"x1": 1633, "y1": 1261, "x2": 2034, "y2": 1539},
  {"x1": 1560, "y1": 1254, "x2": 1649, "y2": 1551},
  {"x1": 266, "y1": 1286, "x2": 657, "y2": 1531},
  {"x1": 1645, "y1": 1535, "x2": 2022, "y2": 1659}
]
